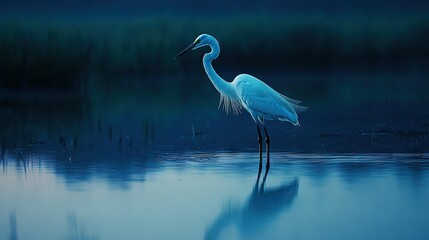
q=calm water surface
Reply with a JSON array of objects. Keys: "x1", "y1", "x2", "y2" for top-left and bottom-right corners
[
  {"x1": 1, "y1": 72, "x2": 429, "y2": 239},
  {"x1": 1, "y1": 150, "x2": 429, "y2": 240}
]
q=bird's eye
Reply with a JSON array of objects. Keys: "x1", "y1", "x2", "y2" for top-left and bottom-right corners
[{"x1": 195, "y1": 38, "x2": 201, "y2": 44}]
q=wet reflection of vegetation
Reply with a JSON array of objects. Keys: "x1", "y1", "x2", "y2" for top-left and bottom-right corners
[
  {"x1": 67, "y1": 213, "x2": 99, "y2": 240},
  {"x1": 9, "y1": 211, "x2": 18, "y2": 240}
]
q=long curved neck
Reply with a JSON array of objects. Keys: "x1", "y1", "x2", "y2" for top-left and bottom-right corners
[{"x1": 203, "y1": 44, "x2": 237, "y2": 99}]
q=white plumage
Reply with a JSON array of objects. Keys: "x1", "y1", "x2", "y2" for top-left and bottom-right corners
[
  {"x1": 175, "y1": 33, "x2": 306, "y2": 170},
  {"x1": 232, "y1": 73, "x2": 306, "y2": 125}
]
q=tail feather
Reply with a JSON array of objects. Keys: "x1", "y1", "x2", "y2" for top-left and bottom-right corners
[
  {"x1": 279, "y1": 93, "x2": 302, "y2": 105},
  {"x1": 290, "y1": 103, "x2": 308, "y2": 113},
  {"x1": 277, "y1": 90, "x2": 307, "y2": 113}
]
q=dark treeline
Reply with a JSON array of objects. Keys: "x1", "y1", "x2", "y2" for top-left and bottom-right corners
[{"x1": 0, "y1": 14, "x2": 428, "y2": 90}]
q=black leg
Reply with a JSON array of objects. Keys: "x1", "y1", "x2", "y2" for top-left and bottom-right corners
[
  {"x1": 257, "y1": 125, "x2": 262, "y2": 174},
  {"x1": 264, "y1": 126, "x2": 270, "y2": 169}
]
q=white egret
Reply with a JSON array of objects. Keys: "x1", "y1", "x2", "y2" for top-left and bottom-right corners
[{"x1": 175, "y1": 34, "x2": 306, "y2": 172}]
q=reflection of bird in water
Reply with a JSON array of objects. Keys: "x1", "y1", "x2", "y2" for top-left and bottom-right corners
[
  {"x1": 204, "y1": 170, "x2": 299, "y2": 240},
  {"x1": 175, "y1": 34, "x2": 306, "y2": 173}
]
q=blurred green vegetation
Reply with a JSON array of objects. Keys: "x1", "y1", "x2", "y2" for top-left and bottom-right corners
[{"x1": 0, "y1": 14, "x2": 428, "y2": 90}]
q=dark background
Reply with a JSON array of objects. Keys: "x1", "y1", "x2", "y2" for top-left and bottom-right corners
[
  {"x1": 1, "y1": 0, "x2": 429, "y2": 15},
  {"x1": 1, "y1": 0, "x2": 428, "y2": 153}
]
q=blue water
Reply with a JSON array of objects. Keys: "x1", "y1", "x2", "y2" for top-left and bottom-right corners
[
  {"x1": 1, "y1": 71, "x2": 428, "y2": 239},
  {"x1": 1, "y1": 151, "x2": 429, "y2": 240}
]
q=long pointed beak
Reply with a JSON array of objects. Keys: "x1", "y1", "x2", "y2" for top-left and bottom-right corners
[{"x1": 174, "y1": 42, "x2": 197, "y2": 60}]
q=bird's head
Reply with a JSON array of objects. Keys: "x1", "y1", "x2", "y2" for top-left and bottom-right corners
[{"x1": 174, "y1": 34, "x2": 219, "y2": 60}]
